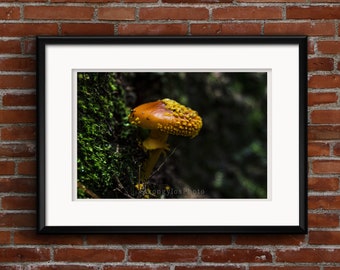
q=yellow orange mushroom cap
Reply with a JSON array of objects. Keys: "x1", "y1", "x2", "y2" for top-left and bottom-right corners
[{"x1": 129, "y1": 98, "x2": 203, "y2": 138}]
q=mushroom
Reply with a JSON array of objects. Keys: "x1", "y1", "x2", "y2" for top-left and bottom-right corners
[{"x1": 129, "y1": 98, "x2": 203, "y2": 182}]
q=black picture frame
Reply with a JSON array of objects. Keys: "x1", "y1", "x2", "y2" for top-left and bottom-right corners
[{"x1": 37, "y1": 36, "x2": 307, "y2": 234}]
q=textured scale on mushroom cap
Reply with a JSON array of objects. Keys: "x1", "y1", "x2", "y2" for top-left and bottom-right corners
[{"x1": 129, "y1": 98, "x2": 202, "y2": 137}]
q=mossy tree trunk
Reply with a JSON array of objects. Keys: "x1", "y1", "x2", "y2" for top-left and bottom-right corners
[{"x1": 77, "y1": 73, "x2": 145, "y2": 198}]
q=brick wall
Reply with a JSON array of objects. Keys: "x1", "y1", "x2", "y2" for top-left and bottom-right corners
[{"x1": 0, "y1": 0, "x2": 339, "y2": 269}]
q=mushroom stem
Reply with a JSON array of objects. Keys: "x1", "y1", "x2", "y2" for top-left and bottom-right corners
[
  {"x1": 141, "y1": 149, "x2": 163, "y2": 182},
  {"x1": 141, "y1": 130, "x2": 169, "y2": 182}
]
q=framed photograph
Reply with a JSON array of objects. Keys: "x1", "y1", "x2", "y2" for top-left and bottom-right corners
[{"x1": 37, "y1": 36, "x2": 307, "y2": 233}]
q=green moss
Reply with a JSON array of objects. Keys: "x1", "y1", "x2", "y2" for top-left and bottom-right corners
[{"x1": 77, "y1": 73, "x2": 146, "y2": 198}]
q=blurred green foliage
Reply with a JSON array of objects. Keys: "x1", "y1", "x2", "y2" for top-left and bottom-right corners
[{"x1": 77, "y1": 72, "x2": 267, "y2": 199}]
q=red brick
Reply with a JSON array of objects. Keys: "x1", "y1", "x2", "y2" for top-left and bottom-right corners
[
  {"x1": 98, "y1": 7, "x2": 135, "y2": 21},
  {"x1": 0, "y1": 7, "x2": 20, "y2": 20},
  {"x1": 264, "y1": 22, "x2": 335, "y2": 36},
  {"x1": 249, "y1": 267, "x2": 319, "y2": 270},
  {"x1": 0, "y1": 231, "x2": 11, "y2": 244},
  {"x1": 213, "y1": 6, "x2": 282, "y2": 20},
  {"x1": 239, "y1": 0, "x2": 305, "y2": 2},
  {"x1": 191, "y1": 23, "x2": 262, "y2": 35},
  {"x1": 0, "y1": 23, "x2": 58, "y2": 37},
  {"x1": 0, "y1": 58, "x2": 35, "y2": 72},
  {"x1": 104, "y1": 267, "x2": 169, "y2": 270},
  {"x1": 0, "y1": 40, "x2": 21, "y2": 54},
  {"x1": 308, "y1": 142, "x2": 330, "y2": 156},
  {"x1": 17, "y1": 161, "x2": 36, "y2": 175},
  {"x1": 128, "y1": 249, "x2": 198, "y2": 262},
  {"x1": 308, "y1": 92, "x2": 338, "y2": 106},
  {"x1": 313, "y1": 160, "x2": 340, "y2": 174},
  {"x1": 3, "y1": 93, "x2": 36, "y2": 106},
  {"x1": 163, "y1": 0, "x2": 232, "y2": 2},
  {"x1": 0, "y1": 248, "x2": 50, "y2": 262},
  {"x1": 123, "y1": 0, "x2": 157, "y2": 2},
  {"x1": 287, "y1": 6, "x2": 340, "y2": 19},
  {"x1": 308, "y1": 39, "x2": 315, "y2": 54},
  {"x1": 0, "y1": 161, "x2": 15, "y2": 175},
  {"x1": 118, "y1": 24, "x2": 187, "y2": 35},
  {"x1": 28, "y1": 266, "x2": 98, "y2": 270},
  {"x1": 140, "y1": 7, "x2": 209, "y2": 20},
  {"x1": 0, "y1": 75, "x2": 35, "y2": 89},
  {"x1": 2, "y1": 196, "x2": 36, "y2": 210},
  {"x1": 309, "y1": 231, "x2": 340, "y2": 245},
  {"x1": 61, "y1": 23, "x2": 114, "y2": 35},
  {"x1": 52, "y1": 0, "x2": 117, "y2": 2},
  {"x1": 54, "y1": 248, "x2": 125, "y2": 262},
  {"x1": 2, "y1": 0, "x2": 46, "y2": 2},
  {"x1": 309, "y1": 75, "x2": 340, "y2": 89},
  {"x1": 86, "y1": 234, "x2": 158, "y2": 245},
  {"x1": 23, "y1": 39, "x2": 36, "y2": 54},
  {"x1": 24, "y1": 6, "x2": 94, "y2": 20},
  {"x1": 308, "y1": 177, "x2": 339, "y2": 191},
  {"x1": 0, "y1": 178, "x2": 36, "y2": 193},
  {"x1": 309, "y1": 195, "x2": 340, "y2": 210},
  {"x1": 202, "y1": 248, "x2": 272, "y2": 263},
  {"x1": 161, "y1": 234, "x2": 231, "y2": 245},
  {"x1": 1, "y1": 126, "x2": 36, "y2": 141},
  {"x1": 308, "y1": 57, "x2": 334, "y2": 71},
  {"x1": 0, "y1": 110, "x2": 36, "y2": 123},
  {"x1": 0, "y1": 213, "x2": 36, "y2": 227},
  {"x1": 309, "y1": 125, "x2": 340, "y2": 140},
  {"x1": 311, "y1": 110, "x2": 340, "y2": 124},
  {"x1": 309, "y1": 213, "x2": 339, "y2": 228},
  {"x1": 276, "y1": 248, "x2": 340, "y2": 263},
  {"x1": 14, "y1": 230, "x2": 83, "y2": 245},
  {"x1": 334, "y1": 143, "x2": 340, "y2": 156},
  {"x1": 0, "y1": 143, "x2": 35, "y2": 157},
  {"x1": 318, "y1": 41, "x2": 340, "y2": 54},
  {"x1": 235, "y1": 234, "x2": 305, "y2": 246},
  {"x1": 0, "y1": 266, "x2": 23, "y2": 270},
  {"x1": 176, "y1": 267, "x2": 245, "y2": 270}
]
